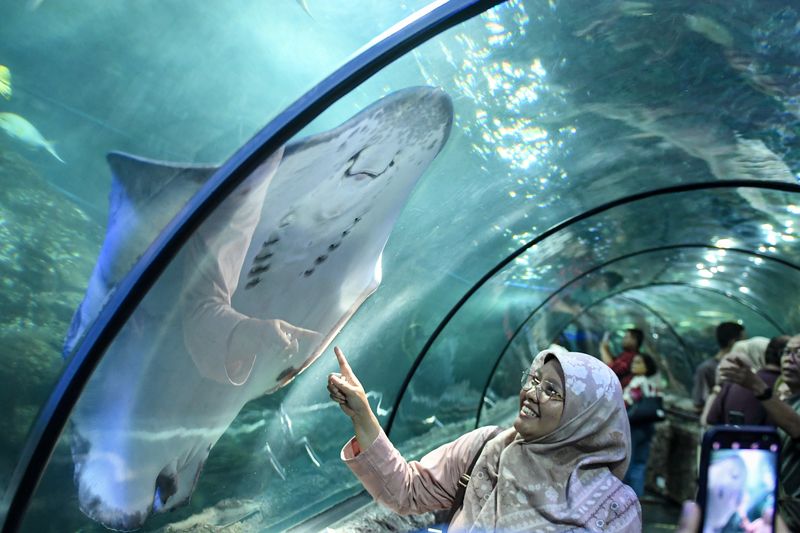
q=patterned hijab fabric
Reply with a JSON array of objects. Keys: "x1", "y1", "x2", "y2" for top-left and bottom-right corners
[{"x1": 454, "y1": 350, "x2": 640, "y2": 532}]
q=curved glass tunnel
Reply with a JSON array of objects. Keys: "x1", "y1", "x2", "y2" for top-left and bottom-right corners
[{"x1": 1, "y1": 0, "x2": 800, "y2": 530}]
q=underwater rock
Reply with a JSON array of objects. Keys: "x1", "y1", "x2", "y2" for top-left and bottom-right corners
[
  {"x1": 0, "y1": 147, "x2": 101, "y2": 486},
  {"x1": 157, "y1": 498, "x2": 262, "y2": 532}
]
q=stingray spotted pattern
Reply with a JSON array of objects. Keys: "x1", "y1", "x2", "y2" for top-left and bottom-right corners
[{"x1": 63, "y1": 87, "x2": 453, "y2": 530}]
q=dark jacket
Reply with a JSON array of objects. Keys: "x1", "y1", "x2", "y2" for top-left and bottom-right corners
[{"x1": 706, "y1": 368, "x2": 780, "y2": 426}]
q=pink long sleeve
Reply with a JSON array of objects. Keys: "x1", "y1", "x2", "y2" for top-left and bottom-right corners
[{"x1": 341, "y1": 426, "x2": 502, "y2": 515}]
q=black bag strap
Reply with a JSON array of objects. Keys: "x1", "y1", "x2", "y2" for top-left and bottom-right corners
[
  {"x1": 439, "y1": 433, "x2": 494, "y2": 530},
  {"x1": 453, "y1": 439, "x2": 488, "y2": 509}
]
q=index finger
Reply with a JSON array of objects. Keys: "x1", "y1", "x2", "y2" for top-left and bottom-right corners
[{"x1": 334, "y1": 346, "x2": 355, "y2": 378}]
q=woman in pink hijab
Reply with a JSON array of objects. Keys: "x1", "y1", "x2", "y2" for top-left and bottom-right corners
[{"x1": 328, "y1": 346, "x2": 641, "y2": 532}]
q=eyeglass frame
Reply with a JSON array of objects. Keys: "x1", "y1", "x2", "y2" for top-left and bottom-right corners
[
  {"x1": 520, "y1": 370, "x2": 565, "y2": 403},
  {"x1": 783, "y1": 345, "x2": 800, "y2": 364}
]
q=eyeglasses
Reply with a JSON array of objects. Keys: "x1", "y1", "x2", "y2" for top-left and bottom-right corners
[
  {"x1": 520, "y1": 371, "x2": 565, "y2": 403},
  {"x1": 783, "y1": 346, "x2": 800, "y2": 362}
]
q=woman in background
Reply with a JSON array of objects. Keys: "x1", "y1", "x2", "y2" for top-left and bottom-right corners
[
  {"x1": 701, "y1": 337, "x2": 770, "y2": 426},
  {"x1": 623, "y1": 353, "x2": 661, "y2": 497},
  {"x1": 707, "y1": 336, "x2": 788, "y2": 426}
]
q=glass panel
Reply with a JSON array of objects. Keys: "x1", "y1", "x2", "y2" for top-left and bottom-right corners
[
  {"x1": 0, "y1": 0, "x2": 432, "y2": 495},
  {"x1": 1, "y1": 0, "x2": 434, "y2": 515},
  {"x1": 6, "y1": 0, "x2": 800, "y2": 530},
  {"x1": 22, "y1": 69, "x2": 458, "y2": 529},
  {"x1": 393, "y1": 185, "x2": 799, "y2": 445}
]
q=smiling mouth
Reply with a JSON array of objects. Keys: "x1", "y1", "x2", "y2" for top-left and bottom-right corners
[{"x1": 520, "y1": 401, "x2": 540, "y2": 419}]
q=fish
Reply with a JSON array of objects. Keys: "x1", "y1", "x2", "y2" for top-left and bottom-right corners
[
  {"x1": 0, "y1": 65, "x2": 10, "y2": 100},
  {"x1": 0, "y1": 112, "x2": 64, "y2": 163},
  {"x1": 63, "y1": 86, "x2": 453, "y2": 530}
]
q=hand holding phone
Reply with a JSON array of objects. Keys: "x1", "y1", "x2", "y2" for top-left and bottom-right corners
[{"x1": 697, "y1": 426, "x2": 780, "y2": 533}]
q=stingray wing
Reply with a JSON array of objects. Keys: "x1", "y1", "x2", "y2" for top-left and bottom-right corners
[{"x1": 67, "y1": 87, "x2": 453, "y2": 530}]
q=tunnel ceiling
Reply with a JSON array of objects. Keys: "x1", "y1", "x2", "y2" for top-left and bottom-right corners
[{"x1": 2, "y1": 0, "x2": 799, "y2": 531}]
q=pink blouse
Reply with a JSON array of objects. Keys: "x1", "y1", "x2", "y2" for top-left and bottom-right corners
[{"x1": 341, "y1": 426, "x2": 502, "y2": 519}]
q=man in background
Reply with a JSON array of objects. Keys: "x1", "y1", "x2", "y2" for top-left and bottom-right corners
[
  {"x1": 601, "y1": 327, "x2": 644, "y2": 388},
  {"x1": 692, "y1": 321, "x2": 745, "y2": 412}
]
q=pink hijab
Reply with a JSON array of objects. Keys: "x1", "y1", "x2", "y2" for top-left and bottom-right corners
[{"x1": 453, "y1": 350, "x2": 641, "y2": 532}]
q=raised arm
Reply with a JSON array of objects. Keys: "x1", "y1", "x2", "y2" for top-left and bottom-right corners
[
  {"x1": 327, "y1": 346, "x2": 382, "y2": 450},
  {"x1": 719, "y1": 357, "x2": 800, "y2": 439},
  {"x1": 600, "y1": 332, "x2": 614, "y2": 365},
  {"x1": 327, "y1": 346, "x2": 501, "y2": 514}
]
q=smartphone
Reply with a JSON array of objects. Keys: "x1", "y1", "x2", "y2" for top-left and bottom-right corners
[{"x1": 697, "y1": 426, "x2": 780, "y2": 533}]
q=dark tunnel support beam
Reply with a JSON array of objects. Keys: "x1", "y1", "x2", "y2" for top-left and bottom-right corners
[
  {"x1": 474, "y1": 242, "x2": 800, "y2": 416},
  {"x1": 617, "y1": 294, "x2": 696, "y2": 359},
  {"x1": 0, "y1": 1, "x2": 508, "y2": 530},
  {"x1": 575, "y1": 282, "x2": 786, "y2": 335},
  {"x1": 472, "y1": 242, "x2": 792, "y2": 428},
  {"x1": 386, "y1": 182, "x2": 800, "y2": 438},
  {"x1": 475, "y1": 291, "x2": 693, "y2": 427},
  {"x1": 475, "y1": 281, "x2": 785, "y2": 426}
]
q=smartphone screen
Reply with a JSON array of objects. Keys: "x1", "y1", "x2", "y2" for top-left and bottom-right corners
[{"x1": 698, "y1": 426, "x2": 780, "y2": 533}]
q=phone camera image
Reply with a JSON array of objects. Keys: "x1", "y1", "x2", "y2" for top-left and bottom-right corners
[{"x1": 704, "y1": 448, "x2": 777, "y2": 533}]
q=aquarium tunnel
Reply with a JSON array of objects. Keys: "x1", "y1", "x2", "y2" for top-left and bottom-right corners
[{"x1": 1, "y1": 0, "x2": 799, "y2": 530}]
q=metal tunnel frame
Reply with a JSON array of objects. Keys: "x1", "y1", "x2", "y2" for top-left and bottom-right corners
[
  {"x1": 385, "y1": 181, "x2": 800, "y2": 437},
  {"x1": 0, "y1": 1, "x2": 506, "y2": 530},
  {"x1": 472, "y1": 244, "x2": 799, "y2": 427},
  {"x1": 479, "y1": 257, "x2": 795, "y2": 425},
  {"x1": 483, "y1": 243, "x2": 797, "y2": 366},
  {"x1": 500, "y1": 245, "x2": 794, "y2": 363}
]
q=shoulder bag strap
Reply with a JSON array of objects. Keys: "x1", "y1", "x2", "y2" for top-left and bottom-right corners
[{"x1": 440, "y1": 435, "x2": 493, "y2": 531}]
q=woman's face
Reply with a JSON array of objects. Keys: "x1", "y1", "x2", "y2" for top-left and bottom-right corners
[
  {"x1": 631, "y1": 355, "x2": 647, "y2": 376},
  {"x1": 706, "y1": 457, "x2": 746, "y2": 527},
  {"x1": 514, "y1": 358, "x2": 565, "y2": 441}
]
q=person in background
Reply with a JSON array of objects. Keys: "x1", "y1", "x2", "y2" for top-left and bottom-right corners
[
  {"x1": 701, "y1": 337, "x2": 768, "y2": 425},
  {"x1": 718, "y1": 333, "x2": 800, "y2": 529},
  {"x1": 601, "y1": 328, "x2": 644, "y2": 388},
  {"x1": 623, "y1": 353, "x2": 661, "y2": 497},
  {"x1": 328, "y1": 346, "x2": 642, "y2": 531},
  {"x1": 693, "y1": 322, "x2": 746, "y2": 413},
  {"x1": 706, "y1": 336, "x2": 788, "y2": 426}
]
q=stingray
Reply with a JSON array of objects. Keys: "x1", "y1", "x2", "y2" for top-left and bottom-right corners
[{"x1": 63, "y1": 86, "x2": 453, "y2": 530}]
